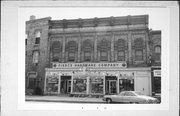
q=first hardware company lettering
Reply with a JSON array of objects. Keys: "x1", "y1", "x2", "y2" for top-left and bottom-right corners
[{"x1": 52, "y1": 63, "x2": 127, "y2": 68}]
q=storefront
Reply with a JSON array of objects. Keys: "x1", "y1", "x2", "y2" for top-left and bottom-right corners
[
  {"x1": 151, "y1": 67, "x2": 161, "y2": 95},
  {"x1": 44, "y1": 63, "x2": 152, "y2": 96}
]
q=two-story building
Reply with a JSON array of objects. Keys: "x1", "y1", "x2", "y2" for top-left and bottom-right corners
[{"x1": 25, "y1": 15, "x2": 161, "y2": 97}]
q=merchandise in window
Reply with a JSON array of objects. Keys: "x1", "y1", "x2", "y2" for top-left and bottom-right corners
[
  {"x1": 90, "y1": 77, "x2": 103, "y2": 94},
  {"x1": 46, "y1": 75, "x2": 59, "y2": 93},
  {"x1": 73, "y1": 78, "x2": 87, "y2": 93}
]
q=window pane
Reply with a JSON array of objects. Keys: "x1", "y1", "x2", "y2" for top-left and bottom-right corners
[
  {"x1": 90, "y1": 77, "x2": 103, "y2": 94},
  {"x1": 84, "y1": 52, "x2": 91, "y2": 61},
  {"x1": 33, "y1": 51, "x2": 39, "y2": 63},
  {"x1": 73, "y1": 78, "x2": 87, "y2": 93},
  {"x1": 35, "y1": 37, "x2": 40, "y2": 44},
  {"x1": 118, "y1": 51, "x2": 125, "y2": 61},
  {"x1": 155, "y1": 46, "x2": 161, "y2": 53},
  {"x1": 100, "y1": 51, "x2": 108, "y2": 61},
  {"x1": 135, "y1": 50, "x2": 143, "y2": 61},
  {"x1": 68, "y1": 52, "x2": 75, "y2": 61},
  {"x1": 35, "y1": 31, "x2": 41, "y2": 37}
]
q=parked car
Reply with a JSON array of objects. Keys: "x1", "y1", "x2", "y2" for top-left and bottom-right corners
[{"x1": 102, "y1": 91, "x2": 160, "y2": 104}]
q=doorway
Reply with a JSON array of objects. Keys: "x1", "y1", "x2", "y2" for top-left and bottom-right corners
[
  {"x1": 60, "y1": 76, "x2": 71, "y2": 94},
  {"x1": 105, "y1": 76, "x2": 117, "y2": 94},
  {"x1": 108, "y1": 80, "x2": 117, "y2": 94}
]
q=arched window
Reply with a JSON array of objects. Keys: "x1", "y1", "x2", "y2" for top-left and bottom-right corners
[
  {"x1": 35, "y1": 31, "x2": 41, "y2": 44},
  {"x1": 83, "y1": 39, "x2": 92, "y2": 62},
  {"x1": 99, "y1": 39, "x2": 109, "y2": 61},
  {"x1": 134, "y1": 38, "x2": 143, "y2": 61},
  {"x1": 52, "y1": 41, "x2": 61, "y2": 62},
  {"x1": 154, "y1": 46, "x2": 161, "y2": 61},
  {"x1": 67, "y1": 41, "x2": 77, "y2": 62},
  {"x1": 115, "y1": 39, "x2": 125, "y2": 61}
]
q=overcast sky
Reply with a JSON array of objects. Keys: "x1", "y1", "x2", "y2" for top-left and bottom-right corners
[{"x1": 19, "y1": 7, "x2": 169, "y2": 37}]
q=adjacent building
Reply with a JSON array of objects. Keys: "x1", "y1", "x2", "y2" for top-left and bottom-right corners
[{"x1": 25, "y1": 15, "x2": 161, "y2": 97}]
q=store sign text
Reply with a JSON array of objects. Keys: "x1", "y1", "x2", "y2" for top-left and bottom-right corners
[
  {"x1": 52, "y1": 62, "x2": 127, "y2": 68},
  {"x1": 153, "y1": 70, "x2": 161, "y2": 77}
]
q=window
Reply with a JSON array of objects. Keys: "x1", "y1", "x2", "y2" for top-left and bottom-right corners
[
  {"x1": 90, "y1": 77, "x2": 103, "y2": 94},
  {"x1": 67, "y1": 41, "x2": 77, "y2": 62},
  {"x1": 25, "y1": 39, "x2": 27, "y2": 45},
  {"x1": 98, "y1": 39, "x2": 110, "y2": 61},
  {"x1": 100, "y1": 51, "x2": 108, "y2": 61},
  {"x1": 84, "y1": 52, "x2": 91, "y2": 61},
  {"x1": 154, "y1": 46, "x2": 161, "y2": 61},
  {"x1": 115, "y1": 39, "x2": 125, "y2": 61},
  {"x1": 134, "y1": 38, "x2": 143, "y2": 61},
  {"x1": 135, "y1": 50, "x2": 143, "y2": 61},
  {"x1": 35, "y1": 31, "x2": 41, "y2": 44},
  {"x1": 52, "y1": 41, "x2": 61, "y2": 62},
  {"x1": 73, "y1": 78, "x2": 87, "y2": 93},
  {"x1": 33, "y1": 51, "x2": 39, "y2": 63},
  {"x1": 83, "y1": 39, "x2": 92, "y2": 62},
  {"x1": 118, "y1": 51, "x2": 125, "y2": 61},
  {"x1": 68, "y1": 52, "x2": 75, "y2": 62}
]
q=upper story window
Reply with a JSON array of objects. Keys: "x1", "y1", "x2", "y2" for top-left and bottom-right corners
[
  {"x1": 134, "y1": 38, "x2": 143, "y2": 61},
  {"x1": 35, "y1": 31, "x2": 41, "y2": 44},
  {"x1": 83, "y1": 39, "x2": 92, "y2": 62},
  {"x1": 52, "y1": 41, "x2": 61, "y2": 62},
  {"x1": 154, "y1": 46, "x2": 161, "y2": 61},
  {"x1": 33, "y1": 51, "x2": 39, "y2": 64},
  {"x1": 115, "y1": 39, "x2": 125, "y2": 61},
  {"x1": 67, "y1": 40, "x2": 77, "y2": 62},
  {"x1": 99, "y1": 39, "x2": 110, "y2": 61}
]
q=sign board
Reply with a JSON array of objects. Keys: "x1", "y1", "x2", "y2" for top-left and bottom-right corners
[
  {"x1": 153, "y1": 70, "x2": 161, "y2": 77},
  {"x1": 52, "y1": 62, "x2": 127, "y2": 69}
]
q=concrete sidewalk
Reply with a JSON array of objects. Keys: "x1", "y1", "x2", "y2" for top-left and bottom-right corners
[{"x1": 26, "y1": 95, "x2": 105, "y2": 103}]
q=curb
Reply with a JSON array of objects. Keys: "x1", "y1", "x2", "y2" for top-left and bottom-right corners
[{"x1": 26, "y1": 99, "x2": 105, "y2": 103}]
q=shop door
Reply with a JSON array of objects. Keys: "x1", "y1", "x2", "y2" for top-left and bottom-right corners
[
  {"x1": 66, "y1": 80, "x2": 71, "y2": 93},
  {"x1": 136, "y1": 76, "x2": 150, "y2": 95},
  {"x1": 109, "y1": 80, "x2": 117, "y2": 94}
]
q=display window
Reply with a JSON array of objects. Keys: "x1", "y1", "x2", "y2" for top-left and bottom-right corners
[
  {"x1": 119, "y1": 79, "x2": 134, "y2": 92},
  {"x1": 90, "y1": 77, "x2": 103, "y2": 94},
  {"x1": 154, "y1": 77, "x2": 161, "y2": 93},
  {"x1": 46, "y1": 75, "x2": 59, "y2": 93},
  {"x1": 73, "y1": 77, "x2": 87, "y2": 93}
]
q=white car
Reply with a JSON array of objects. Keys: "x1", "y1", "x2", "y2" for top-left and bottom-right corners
[{"x1": 103, "y1": 91, "x2": 160, "y2": 104}]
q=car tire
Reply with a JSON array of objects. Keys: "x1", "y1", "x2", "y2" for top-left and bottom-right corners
[{"x1": 106, "y1": 98, "x2": 112, "y2": 104}]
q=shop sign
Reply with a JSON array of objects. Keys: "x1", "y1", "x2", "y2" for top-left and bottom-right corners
[
  {"x1": 52, "y1": 62, "x2": 127, "y2": 68},
  {"x1": 153, "y1": 70, "x2": 161, "y2": 77}
]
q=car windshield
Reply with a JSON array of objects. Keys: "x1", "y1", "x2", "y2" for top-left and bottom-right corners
[{"x1": 134, "y1": 91, "x2": 144, "y2": 95}]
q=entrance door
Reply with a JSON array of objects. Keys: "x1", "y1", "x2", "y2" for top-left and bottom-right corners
[
  {"x1": 109, "y1": 80, "x2": 117, "y2": 94},
  {"x1": 66, "y1": 80, "x2": 71, "y2": 93}
]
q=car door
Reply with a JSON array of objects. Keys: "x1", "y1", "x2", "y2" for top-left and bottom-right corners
[
  {"x1": 122, "y1": 92, "x2": 131, "y2": 103},
  {"x1": 113, "y1": 92, "x2": 125, "y2": 103}
]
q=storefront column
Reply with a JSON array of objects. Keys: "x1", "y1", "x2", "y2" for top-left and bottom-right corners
[
  {"x1": 43, "y1": 80, "x2": 46, "y2": 95},
  {"x1": 117, "y1": 76, "x2": 120, "y2": 94},
  {"x1": 86, "y1": 76, "x2": 90, "y2": 94},
  {"x1": 71, "y1": 75, "x2": 74, "y2": 94},
  {"x1": 103, "y1": 76, "x2": 106, "y2": 95},
  {"x1": 58, "y1": 74, "x2": 61, "y2": 95}
]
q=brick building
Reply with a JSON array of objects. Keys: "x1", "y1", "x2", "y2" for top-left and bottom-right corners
[{"x1": 25, "y1": 15, "x2": 161, "y2": 96}]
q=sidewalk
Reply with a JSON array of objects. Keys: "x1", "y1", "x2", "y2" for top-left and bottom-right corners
[{"x1": 26, "y1": 95, "x2": 105, "y2": 103}]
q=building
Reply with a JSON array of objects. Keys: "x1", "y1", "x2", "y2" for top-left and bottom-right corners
[{"x1": 25, "y1": 15, "x2": 161, "y2": 97}]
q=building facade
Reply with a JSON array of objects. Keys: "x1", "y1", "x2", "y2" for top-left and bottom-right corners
[{"x1": 25, "y1": 15, "x2": 161, "y2": 96}]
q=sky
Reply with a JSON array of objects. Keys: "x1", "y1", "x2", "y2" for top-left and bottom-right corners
[{"x1": 19, "y1": 7, "x2": 169, "y2": 31}]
